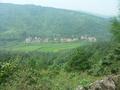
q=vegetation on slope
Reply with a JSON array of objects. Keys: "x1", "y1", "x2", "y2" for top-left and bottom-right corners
[
  {"x1": 0, "y1": 2, "x2": 120, "y2": 90},
  {"x1": 0, "y1": 3, "x2": 111, "y2": 43},
  {"x1": 0, "y1": 40, "x2": 120, "y2": 90}
]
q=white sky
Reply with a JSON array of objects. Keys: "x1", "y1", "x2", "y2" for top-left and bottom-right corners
[{"x1": 0, "y1": 0, "x2": 119, "y2": 16}]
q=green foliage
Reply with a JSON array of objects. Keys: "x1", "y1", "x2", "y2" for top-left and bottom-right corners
[
  {"x1": 101, "y1": 44, "x2": 120, "y2": 74},
  {"x1": 0, "y1": 2, "x2": 119, "y2": 90},
  {"x1": 86, "y1": 42, "x2": 111, "y2": 76},
  {"x1": 0, "y1": 49, "x2": 103, "y2": 90},
  {"x1": 0, "y1": 40, "x2": 119, "y2": 90},
  {"x1": 65, "y1": 47, "x2": 92, "y2": 71},
  {"x1": 111, "y1": 18, "x2": 120, "y2": 42},
  {"x1": 1, "y1": 42, "x2": 85, "y2": 52},
  {"x1": 0, "y1": 62, "x2": 16, "y2": 84},
  {"x1": 64, "y1": 42, "x2": 110, "y2": 73},
  {"x1": 0, "y1": 3, "x2": 111, "y2": 43}
]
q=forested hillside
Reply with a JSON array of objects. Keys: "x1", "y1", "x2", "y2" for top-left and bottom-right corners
[{"x1": 0, "y1": 3, "x2": 111, "y2": 43}]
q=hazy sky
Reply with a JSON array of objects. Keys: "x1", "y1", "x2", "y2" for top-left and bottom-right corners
[{"x1": 0, "y1": 0, "x2": 119, "y2": 16}]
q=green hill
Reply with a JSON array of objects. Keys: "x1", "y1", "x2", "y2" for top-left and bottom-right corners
[{"x1": 0, "y1": 3, "x2": 111, "y2": 43}]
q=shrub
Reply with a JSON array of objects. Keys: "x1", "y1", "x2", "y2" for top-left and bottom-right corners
[
  {"x1": 65, "y1": 47, "x2": 93, "y2": 72},
  {"x1": 0, "y1": 62, "x2": 16, "y2": 84}
]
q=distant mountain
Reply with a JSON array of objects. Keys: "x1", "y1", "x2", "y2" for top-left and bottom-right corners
[{"x1": 0, "y1": 3, "x2": 111, "y2": 42}]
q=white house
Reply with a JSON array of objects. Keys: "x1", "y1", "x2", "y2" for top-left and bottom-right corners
[{"x1": 25, "y1": 37, "x2": 32, "y2": 43}]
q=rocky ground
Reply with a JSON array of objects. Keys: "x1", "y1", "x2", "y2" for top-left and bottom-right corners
[{"x1": 76, "y1": 75, "x2": 120, "y2": 90}]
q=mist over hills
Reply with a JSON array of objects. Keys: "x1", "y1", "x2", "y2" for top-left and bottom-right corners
[{"x1": 0, "y1": 3, "x2": 111, "y2": 42}]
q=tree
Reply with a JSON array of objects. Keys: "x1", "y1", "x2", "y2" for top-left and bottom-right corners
[
  {"x1": 65, "y1": 47, "x2": 92, "y2": 72},
  {"x1": 111, "y1": 17, "x2": 120, "y2": 42}
]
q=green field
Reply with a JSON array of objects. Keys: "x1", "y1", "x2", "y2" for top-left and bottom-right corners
[{"x1": 1, "y1": 42, "x2": 88, "y2": 52}]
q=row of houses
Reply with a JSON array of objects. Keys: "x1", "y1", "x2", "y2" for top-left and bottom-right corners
[
  {"x1": 81, "y1": 35, "x2": 97, "y2": 42},
  {"x1": 25, "y1": 36, "x2": 97, "y2": 43}
]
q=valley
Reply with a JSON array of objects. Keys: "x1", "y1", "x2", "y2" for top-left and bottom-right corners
[{"x1": 0, "y1": 3, "x2": 120, "y2": 90}]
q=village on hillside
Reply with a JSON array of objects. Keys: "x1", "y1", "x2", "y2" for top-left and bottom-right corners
[{"x1": 25, "y1": 35, "x2": 97, "y2": 43}]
